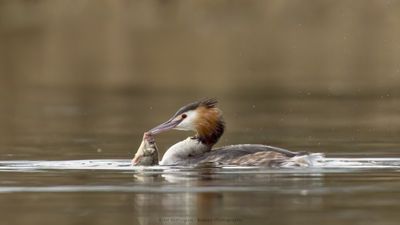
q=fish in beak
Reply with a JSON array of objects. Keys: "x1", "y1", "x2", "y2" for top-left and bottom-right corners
[{"x1": 132, "y1": 132, "x2": 159, "y2": 166}]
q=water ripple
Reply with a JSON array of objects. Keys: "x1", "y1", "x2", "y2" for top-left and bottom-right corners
[{"x1": 0, "y1": 157, "x2": 399, "y2": 172}]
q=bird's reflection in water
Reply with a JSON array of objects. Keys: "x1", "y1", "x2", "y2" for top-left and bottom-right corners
[
  {"x1": 132, "y1": 166, "x2": 227, "y2": 225},
  {"x1": 131, "y1": 166, "x2": 326, "y2": 225},
  {"x1": 132, "y1": 163, "x2": 222, "y2": 183}
]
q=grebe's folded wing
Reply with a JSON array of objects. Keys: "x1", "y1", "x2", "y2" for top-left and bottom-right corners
[
  {"x1": 213, "y1": 144, "x2": 304, "y2": 157},
  {"x1": 185, "y1": 144, "x2": 307, "y2": 166}
]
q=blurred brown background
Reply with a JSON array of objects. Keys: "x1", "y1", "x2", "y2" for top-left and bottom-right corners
[
  {"x1": 1, "y1": 0, "x2": 400, "y2": 93},
  {"x1": 0, "y1": 0, "x2": 400, "y2": 159}
]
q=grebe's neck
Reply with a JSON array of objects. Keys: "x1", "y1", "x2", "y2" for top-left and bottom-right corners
[
  {"x1": 195, "y1": 113, "x2": 225, "y2": 146},
  {"x1": 159, "y1": 137, "x2": 211, "y2": 165},
  {"x1": 159, "y1": 109, "x2": 225, "y2": 166},
  {"x1": 195, "y1": 127, "x2": 224, "y2": 146}
]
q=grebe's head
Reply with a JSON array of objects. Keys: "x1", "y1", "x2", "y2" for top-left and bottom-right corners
[{"x1": 148, "y1": 98, "x2": 225, "y2": 145}]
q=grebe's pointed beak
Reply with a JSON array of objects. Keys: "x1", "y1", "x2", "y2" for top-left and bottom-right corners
[{"x1": 148, "y1": 118, "x2": 182, "y2": 135}]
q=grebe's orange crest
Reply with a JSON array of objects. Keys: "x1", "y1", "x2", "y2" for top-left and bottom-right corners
[{"x1": 194, "y1": 104, "x2": 224, "y2": 143}]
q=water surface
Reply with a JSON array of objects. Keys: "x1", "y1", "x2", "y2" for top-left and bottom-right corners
[{"x1": 1, "y1": 88, "x2": 400, "y2": 225}]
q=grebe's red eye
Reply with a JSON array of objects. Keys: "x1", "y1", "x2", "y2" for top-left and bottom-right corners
[{"x1": 181, "y1": 114, "x2": 187, "y2": 119}]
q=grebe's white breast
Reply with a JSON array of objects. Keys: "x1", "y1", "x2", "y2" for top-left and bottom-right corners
[{"x1": 159, "y1": 137, "x2": 210, "y2": 165}]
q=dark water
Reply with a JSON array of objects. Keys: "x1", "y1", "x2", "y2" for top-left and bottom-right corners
[{"x1": 1, "y1": 88, "x2": 400, "y2": 225}]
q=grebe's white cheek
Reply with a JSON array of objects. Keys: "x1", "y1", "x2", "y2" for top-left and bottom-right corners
[{"x1": 175, "y1": 110, "x2": 197, "y2": 131}]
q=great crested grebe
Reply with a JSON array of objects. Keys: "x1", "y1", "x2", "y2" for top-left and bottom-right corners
[{"x1": 132, "y1": 98, "x2": 320, "y2": 167}]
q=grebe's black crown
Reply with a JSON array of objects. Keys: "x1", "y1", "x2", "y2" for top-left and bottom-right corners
[{"x1": 172, "y1": 98, "x2": 218, "y2": 117}]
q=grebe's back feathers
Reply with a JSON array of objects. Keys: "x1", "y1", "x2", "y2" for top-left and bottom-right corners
[
  {"x1": 181, "y1": 144, "x2": 308, "y2": 167},
  {"x1": 214, "y1": 144, "x2": 300, "y2": 157}
]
